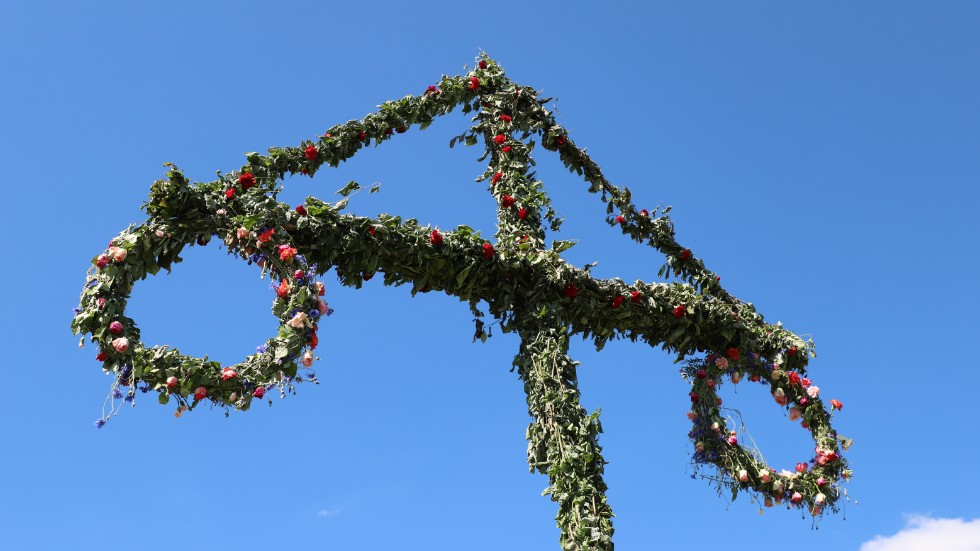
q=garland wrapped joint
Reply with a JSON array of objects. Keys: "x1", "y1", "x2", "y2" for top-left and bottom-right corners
[{"x1": 72, "y1": 54, "x2": 851, "y2": 550}]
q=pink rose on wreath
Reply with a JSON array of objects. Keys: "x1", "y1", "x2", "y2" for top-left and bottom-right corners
[
  {"x1": 791, "y1": 492, "x2": 803, "y2": 504},
  {"x1": 301, "y1": 350, "x2": 314, "y2": 367},
  {"x1": 317, "y1": 299, "x2": 329, "y2": 315},
  {"x1": 109, "y1": 246, "x2": 127, "y2": 262},
  {"x1": 97, "y1": 297, "x2": 107, "y2": 309},
  {"x1": 807, "y1": 385, "x2": 820, "y2": 398},
  {"x1": 220, "y1": 367, "x2": 237, "y2": 381},
  {"x1": 788, "y1": 407, "x2": 802, "y2": 421},
  {"x1": 739, "y1": 469, "x2": 749, "y2": 482},
  {"x1": 715, "y1": 357, "x2": 728, "y2": 369},
  {"x1": 194, "y1": 386, "x2": 207, "y2": 400},
  {"x1": 288, "y1": 312, "x2": 309, "y2": 329},
  {"x1": 166, "y1": 376, "x2": 178, "y2": 389},
  {"x1": 759, "y1": 470, "x2": 771, "y2": 483},
  {"x1": 727, "y1": 434, "x2": 738, "y2": 446},
  {"x1": 253, "y1": 386, "x2": 265, "y2": 399},
  {"x1": 112, "y1": 337, "x2": 129, "y2": 353},
  {"x1": 109, "y1": 321, "x2": 124, "y2": 335},
  {"x1": 773, "y1": 388, "x2": 787, "y2": 406},
  {"x1": 236, "y1": 227, "x2": 249, "y2": 239},
  {"x1": 795, "y1": 462, "x2": 808, "y2": 473}
]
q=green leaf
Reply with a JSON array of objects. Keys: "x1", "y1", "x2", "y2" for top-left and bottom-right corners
[
  {"x1": 336, "y1": 181, "x2": 361, "y2": 197},
  {"x1": 551, "y1": 240, "x2": 577, "y2": 253}
]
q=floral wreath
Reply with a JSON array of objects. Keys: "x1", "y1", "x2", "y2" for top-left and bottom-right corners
[
  {"x1": 72, "y1": 169, "x2": 329, "y2": 425},
  {"x1": 682, "y1": 348, "x2": 851, "y2": 514}
]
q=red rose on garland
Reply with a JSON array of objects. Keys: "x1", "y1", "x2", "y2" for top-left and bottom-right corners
[
  {"x1": 295, "y1": 205, "x2": 307, "y2": 216},
  {"x1": 612, "y1": 295, "x2": 624, "y2": 308},
  {"x1": 499, "y1": 114, "x2": 512, "y2": 123},
  {"x1": 478, "y1": 60, "x2": 487, "y2": 70},
  {"x1": 555, "y1": 135, "x2": 566, "y2": 146},
  {"x1": 193, "y1": 387, "x2": 207, "y2": 401},
  {"x1": 630, "y1": 290, "x2": 642, "y2": 303},
  {"x1": 276, "y1": 279, "x2": 290, "y2": 298},
  {"x1": 358, "y1": 131, "x2": 367, "y2": 140},
  {"x1": 616, "y1": 215, "x2": 626, "y2": 225},
  {"x1": 518, "y1": 208, "x2": 527, "y2": 220},
  {"x1": 96, "y1": 350, "x2": 108, "y2": 362},
  {"x1": 680, "y1": 249, "x2": 691, "y2": 261},
  {"x1": 253, "y1": 386, "x2": 265, "y2": 399},
  {"x1": 257, "y1": 228, "x2": 275, "y2": 243},
  {"x1": 482, "y1": 243, "x2": 495, "y2": 259},
  {"x1": 563, "y1": 283, "x2": 578, "y2": 298},
  {"x1": 830, "y1": 399, "x2": 843, "y2": 411},
  {"x1": 238, "y1": 172, "x2": 255, "y2": 190},
  {"x1": 469, "y1": 77, "x2": 479, "y2": 90},
  {"x1": 491, "y1": 172, "x2": 502, "y2": 184},
  {"x1": 425, "y1": 85, "x2": 439, "y2": 95},
  {"x1": 397, "y1": 126, "x2": 407, "y2": 134},
  {"x1": 500, "y1": 194, "x2": 515, "y2": 208},
  {"x1": 304, "y1": 144, "x2": 317, "y2": 160},
  {"x1": 493, "y1": 134, "x2": 506, "y2": 144},
  {"x1": 673, "y1": 304, "x2": 687, "y2": 317},
  {"x1": 430, "y1": 230, "x2": 443, "y2": 246},
  {"x1": 726, "y1": 347, "x2": 740, "y2": 361},
  {"x1": 502, "y1": 146, "x2": 512, "y2": 153},
  {"x1": 225, "y1": 188, "x2": 236, "y2": 200}
]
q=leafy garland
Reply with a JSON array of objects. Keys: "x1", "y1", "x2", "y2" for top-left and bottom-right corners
[{"x1": 72, "y1": 54, "x2": 850, "y2": 550}]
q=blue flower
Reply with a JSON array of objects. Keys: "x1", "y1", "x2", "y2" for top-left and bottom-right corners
[
  {"x1": 112, "y1": 389, "x2": 123, "y2": 399},
  {"x1": 72, "y1": 307, "x2": 83, "y2": 315},
  {"x1": 94, "y1": 419, "x2": 106, "y2": 429},
  {"x1": 256, "y1": 345, "x2": 268, "y2": 354},
  {"x1": 308, "y1": 309, "x2": 320, "y2": 319},
  {"x1": 124, "y1": 394, "x2": 134, "y2": 403}
]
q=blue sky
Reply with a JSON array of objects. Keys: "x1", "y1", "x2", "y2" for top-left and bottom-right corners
[{"x1": 3, "y1": 1, "x2": 979, "y2": 549}]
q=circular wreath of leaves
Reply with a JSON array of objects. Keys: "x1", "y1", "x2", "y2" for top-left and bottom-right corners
[{"x1": 72, "y1": 170, "x2": 326, "y2": 415}]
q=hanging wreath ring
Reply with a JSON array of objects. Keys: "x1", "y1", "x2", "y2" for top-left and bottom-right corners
[
  {"x1": 682, "y1": 350, "x2": 849, "y2": 513},
  {"x1": 71, "y1": 169, "x2": 328, "y2": 419}
]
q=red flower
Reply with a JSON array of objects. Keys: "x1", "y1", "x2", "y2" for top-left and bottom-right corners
[
  {"x1": 563, "y1": 283, "x2": 578, "y2": 298},
  {"x1": 305, "y1": 144, "x2": 317, "y2": 160},
  {"x1": 278, "y1": 245, "x2": 297, "y2": 262},
  {"x1": 493, "y1": 134, "x2": 506, "y2": 144},
  {"x1": 295, "y1": 205, "x2": 307, "y2": 216},
  {"x1": 276, "y1": 280, "x2": 290, "y2": 298},
  {"x1": 518, "y1": 208, "x2": 528, "y2": 220},
  {"x1": 109, "y1": 321, "x2": 123, "y2": 335},
  {"x1": 612, "y1": 295, "x2": 625, "y2": 308},
  {"x1": 309, "y1": 329, "x2": 318, "y2": 349},
  {"x1": 96, "y1": 254, "x2": 109, "y2": 268},
  {"x1": 469, "y1": 77, "x2": 479, "y2": 90},
  {"x1": 500, "y1": 194, "x2": 515, "y2": 208},
  {"x1": 166, "y1": 376, "x2": 178, "y2": 388},
  {"x1": 690, "y1": 392, "x2": 699, "y2": 403},
  {"x1": 193, "y1": 386, "x2": 207, "y2": 401},
  {"x1": 363, "y1": 272, "x2": 374, "y2": 281},
  {"x1": 482, "y1": 242, "x2": 495, "y2": 259},
  {"x1": 795, "y1": 462, "x2": 808, "y2": 474},
  {"x1": 396, "y1": 126, "x2": 407, "y2": 133},
  {"x1": 616, "y1": 215, "x2": 626, "y2": 225},
  {"x1": 788, "y1": 371, "x2": 801, "y2": 386},
  {"x1": 358, "y1": 131, "x2": 367, "y2": 140},
  {"x1": 680, "y1": 249, "x2": 692, "y2": 261},
  {"x1": 385, "y1": 128, "x2": 393, "y2": 135},
  {"x1": 430, "y1": 229, "x2": 443, "y2": 245},
  {"x1": 478, "y1": 59, "x2": 487, "y2": 69},
  {"x1": 788, "y1": 346, "x2": 798, "y2": 356},
  {"x1": 830, "y1": 399, "x2": 843, "y2": 411},
  {"x1": 491, "y1": 172, "x2": 503, "y2": 184},
  {"x1": 640, "y1": 209, "x2": 648, "y2": 217},
  {"x1": 696, "y1": 369, "x2": 707, "y2": 379},
  {"x1": 501, "y1": 145, "x2": 512, "y2": 153},
  {"x1": 238, "y1": 172, "x2": 255, "y2": 190},
  {"x1": 673, "y1": 304, "x2": 686, "y2": 317},
  {"x1": 555, "y1": 135, "x2": 566, "y2": 146},
  {"x1": 225, "y1": 187, "x2": 236, "y2": 200},
  {"x1": 368, "y1": 227, "x2": 377, "y2": 236},
  {"x1": 257, "y1": 228, "x2": 275, "y2": 243},
  {"x1": 316, "y1": 282, "x2": 325, "y2": 296},
  {"x1": 499, "y1": 114, "x2": 512, "y2": 123},
  {"x1": 220, "y1": 367, "x2": 237, "y2": 381},
  {"x1": 293, "y1": 270, "x2": 305, "y2": 280},
  {"x1": 96, "y1": 350, "x2": 109, "y2": 362},
  {"x1": 253, "y1": 386, "x2": 265, "y2": 399},
  {"x1": 630, "y1": 290, "x2": 642, "y2": 303},
  {"x1": 726, "y1": 347, "x2": 740, "y2": 361},
  {"x1": 425, "y1": 85, "x2": 439, "y2": 95}
]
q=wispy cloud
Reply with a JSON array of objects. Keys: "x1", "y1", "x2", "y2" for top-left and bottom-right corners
[
  {"x1": 860, "y1": 515, "x2": 980, "y2": 551},
  {"x1": 317, "y1": 508, "x2": 341, "y2": 518}
]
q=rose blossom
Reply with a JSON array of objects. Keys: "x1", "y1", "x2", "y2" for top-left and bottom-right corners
[
  {"x1": 236, "y1": 227, "x2": 249, "y2": 239},
  {"x1": 739, "y1": 469, "x2": 749, "y2": 482},
  {"x1": 795, "y1": 462, "x2": 808, "y2": 473},
  {"x1": 253, "y1": 386, "x2": 265, "y2": 399},
  {"x1": 109, "y1": 321, "x2": 124, "y2": 335},
  {"x1": 112, "y1": 337, "x2": 129, "y2": 352},
  {"x1": 730, "y1": 371, "x2": 742, "y2": 384},
  {"x1": 288, "y1": 312, "x2": 309, "y2": 328},
  {"x1": 816, "y1": 477, "x2": 827, "y2": 487},
  {"x1": 686, "y1": 411, "x2": 697, "y2": 421},
  {"x1": 791, "y1": 492, "x2": 803, "y2": 504},
  {"x1": 759, "y1": 470, "x2": 771, "y2": 483},
  {"x1": 317, "y1": 299, "x2": 329, "y2": 315},
  {"x1": 773, "y1": 388, "x2": 787, "y2": 406},
  {"x1": 193, "y1": 386, "x2": 207, "y2": 400},
  {"x1": 301, "y1": 350, "x2": 314, "y2": 367},
  {"x1": 788, "y1": 407, "x2": 802, "y2": 421},
  {"x1": 109, "y1": 246, "x2": 127, "y2": 262},
  {"x1": 220, "y1": 367, "x2": 237, "y2": 381},
  {"x1": 715, "y1": 357, "x2": 728, "y2": 369},
  {"x1": 166, "y1": 376, "x2": 178, "y2": 388}
]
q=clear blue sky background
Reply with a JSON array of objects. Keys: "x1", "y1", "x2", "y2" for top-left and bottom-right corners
[{"x1": 3, "y1": 2, "x2": 979, "y2": 550}]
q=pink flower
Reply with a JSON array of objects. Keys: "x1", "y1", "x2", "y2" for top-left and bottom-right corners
[
  {"x1": 109, "y1": 246, "x2": 127, "y2": 262},
  {"x1": 727, "y1": 434, "x2": 738, "y2": 446},
  {"x1": 220, "y1": 367, "x2": 237, "y2": 381},
  {"x1": 109, "y1": 321, "x2": 124, "y2": 335},
  {"x1": 236, "y1": 227, "x2": 249, "y2": 239},
  {"x1": 278, "y1": 245, "x2": 298, "y2": 262},
  {"x1": 287, "y1": 312, "x2": 309, "y2": 329},
  {"x1": 194, "y1": 386, "x2": 207, "y2": 400},
  {"x1": 730, "y1": 371, "x2": 742, "y2": 384},
  {"x1": 715, "y1": 357, "x2": 729, "y2": 369},
  {"x1": 97, "y1": 297, "x2": 107, "y2": 309},
  {"x1": 806, "y1": 385, "x2": 820, "y2": 398},
  {"x1": 253, "y1": 386, "x2": 265, "y2": 399},
  {"x1": 686, "y1": 411, "x2": 697, "y2": 421},
  {"x1": 301, "y1": 350, "x2": 314, "y2": 367},
  {"x1": 111, "y1": 337, "x2": 129, "y2": 353},
  {"x1": 96, "y1": 254, "x2": 109, "y2": 268},
  {"x1": 773, "y1": 388, "x2": 787, "y2": 406},
  {"x1": 795, "y1": 462, "x2": 808, "y2": 474},
  {"x1": 788, "y1": 407, "x2": 802, "y2": 421},
  {"x1": 166, "y1": 376, "x2": 178, "y2": 388},
  {"x1": 155, "y1": 230, "x2": 165, "y2": 238},
  {"x1": 739, "y1": 469, "x2": 749, "y2": 482},
  {"x1": 816, "y1": 477, "x2": 827, "y2": 487},
  {"x1": 759, "y1": 470, "x2": 771, "y2": 483},
  {"x1": 815, "y1": 493, "x2": 826, "y2": 505},
  {"x1": 791, "y1": 492, "x2": 802, "y2": 504},
  {"x1": 317, "y1": 299, "x2": 329, "y2": 315}
]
